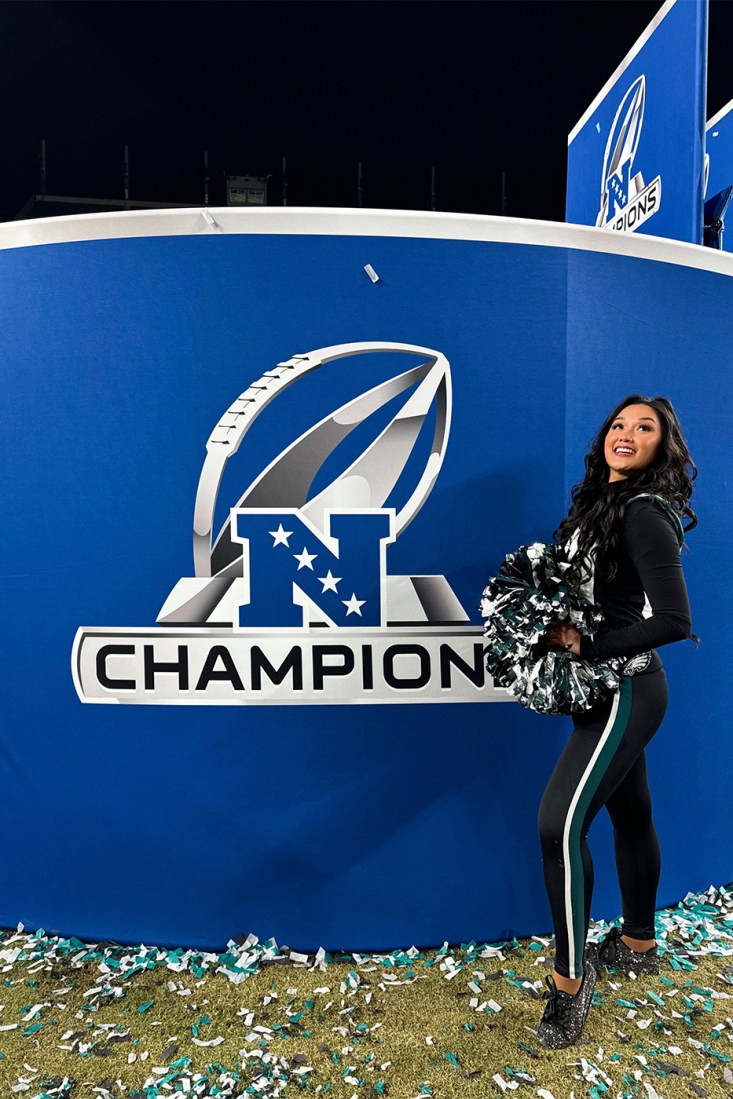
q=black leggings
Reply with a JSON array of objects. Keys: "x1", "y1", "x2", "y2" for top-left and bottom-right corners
[{"x1": 538, "y1": 668, "x2": 668, "y2": 979}]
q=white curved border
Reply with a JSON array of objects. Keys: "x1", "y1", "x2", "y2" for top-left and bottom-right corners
[{"x1": 1, "y1": 206, "x2": 733, "y2": 279}]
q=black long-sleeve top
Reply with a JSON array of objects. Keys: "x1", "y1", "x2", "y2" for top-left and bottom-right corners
[{"x1": 578, "y1": 495, "x2": 692, "y2": 663}]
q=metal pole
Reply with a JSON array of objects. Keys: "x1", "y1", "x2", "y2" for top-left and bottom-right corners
[
  {"x1": 123, "y1": 145, "x2": 130, "y2": 205},
  {"x1": 40, "y1": 138, "x2": 47, "y2": 196},
  {"x1": 357, "y1": 161, "x2": 364, "y2": 208},
  {"x1": 282, "y1": 156, "x2": 288, "y2": 206},
  {"x1": 204, "y1": 150, "x2": 209, "y2": 206},
  {"x1": 430, "y1": 165, "x2": 437, "y2": 211}
]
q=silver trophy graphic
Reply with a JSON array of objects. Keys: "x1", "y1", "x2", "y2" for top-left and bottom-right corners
[
  {"x1": 157, "y1": 342, "x2": 469, "y2": 628},
  {"x1": 596, "y1": 74, "x2": 646, "y2": 228}
]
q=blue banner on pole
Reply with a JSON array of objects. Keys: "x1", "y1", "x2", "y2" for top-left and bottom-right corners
[
  {"x1": 705, "y1": 100, "x2": 733, "y2": 249},
  {"x1": 566, "y1": 0, "x2": 707, "y2": 245}
]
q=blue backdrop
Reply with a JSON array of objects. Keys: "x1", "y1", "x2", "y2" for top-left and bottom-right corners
[{"x1": 0, "y1": 219, "x2": 729, "y2": 950}]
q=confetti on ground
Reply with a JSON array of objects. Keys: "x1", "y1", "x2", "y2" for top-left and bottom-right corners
[{"x1": 0, "y1": 885, "x2": 731, "y2": 1097}]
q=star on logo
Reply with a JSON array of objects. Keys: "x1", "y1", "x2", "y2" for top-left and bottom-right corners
[
  {"x1": 342, "y1": 593, "x2": 366, "y2": 617},
  {"x1": 318, "y1": 569, "x2": 342, "y2": 593},
  {"x1": 293, "y1": 547, "x2": 318, "y2": 570},
  {"x1": 268, "y1": 524, "x2": 293, "y2": 547}
]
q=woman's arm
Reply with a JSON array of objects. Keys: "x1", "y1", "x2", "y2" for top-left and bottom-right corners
[{"x1": 578, "y1": 499, "x2": 692, "y2": 662}]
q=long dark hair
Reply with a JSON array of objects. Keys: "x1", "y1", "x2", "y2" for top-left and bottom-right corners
[{"x1": 554, "y1": 395, "x2": 698, "y2": 582}]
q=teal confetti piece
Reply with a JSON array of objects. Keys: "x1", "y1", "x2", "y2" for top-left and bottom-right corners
[
  {"x1": 137, "y1": 1000, "x2": 154, "y2": 1013},
  {"x1": 22, "y1": 1023, "x2": 42, "y2": 1035},
  {"x1": 443, "y1": 1052, "x2": 460, "y2": 1068}
]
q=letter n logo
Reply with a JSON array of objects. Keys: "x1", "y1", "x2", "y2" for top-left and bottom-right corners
[{"x1": 233, "y1": 508, "x2": 395, "y2": 628}]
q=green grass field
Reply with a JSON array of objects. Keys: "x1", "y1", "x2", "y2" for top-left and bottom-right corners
[{"x1": 1, "y1": 886, "x2": 731, "y2": 1099}]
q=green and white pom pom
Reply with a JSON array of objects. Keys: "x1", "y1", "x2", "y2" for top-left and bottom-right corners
[{"x1": 480, "y1": 541, "x2": 625, "y2": 715}]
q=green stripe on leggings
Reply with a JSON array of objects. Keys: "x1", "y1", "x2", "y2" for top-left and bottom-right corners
[{"x1": 569, "y1": 677, "x2": 634, "y2": 974}]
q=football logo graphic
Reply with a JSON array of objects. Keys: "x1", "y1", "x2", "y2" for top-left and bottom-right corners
[
  {"x1": 596, "y1": 75, "x2": 661, "y2": 234},
  {"x1": 72, "y1": 342, "x2": 505, "y2": 706}
]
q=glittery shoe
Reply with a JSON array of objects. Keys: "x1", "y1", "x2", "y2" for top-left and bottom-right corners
[
  {"x1": 536, "y1": 963, "x2": 596, "y2": 1049},
  {"x1": 585, "y1": 926, "x2": 660, "y2": 975}
]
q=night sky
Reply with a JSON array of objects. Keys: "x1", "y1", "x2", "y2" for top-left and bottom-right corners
[{"x1": 1, "y1": 0, "x2": 730, "y2": 223}]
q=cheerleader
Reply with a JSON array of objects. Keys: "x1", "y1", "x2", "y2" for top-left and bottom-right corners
[{"x1": 534, "y1": 395, "x2": 696, "y2": 1048}]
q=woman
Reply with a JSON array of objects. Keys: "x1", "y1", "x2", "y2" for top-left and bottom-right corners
[{"x1": 535, "y1": 394, "x2": 697, "y2": 1049}]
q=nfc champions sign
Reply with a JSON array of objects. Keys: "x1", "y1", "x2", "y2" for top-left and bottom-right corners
[
  {"x1": 595, "y1": 75, "x2": 661, "y2": 234},
  {"x1": 566, "y1": 0, "x2": 706, "y2": 246},
  {"x1": 72, "y1": 342, "x2": 503, "y2": 706}
]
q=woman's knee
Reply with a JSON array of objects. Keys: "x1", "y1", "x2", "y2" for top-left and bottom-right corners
[
  {"x1": 607, "y1": 792, "x2": 653, "y2": 834},
  {"x1": 538, "y1": 797, "x2": 564, "y2": 850}
]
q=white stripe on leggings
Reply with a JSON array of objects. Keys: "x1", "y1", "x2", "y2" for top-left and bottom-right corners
[{"x1": 562, "y1": 689, "x2": 621, "y2": 978}]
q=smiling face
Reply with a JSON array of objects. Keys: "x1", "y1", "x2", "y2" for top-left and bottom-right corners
[{"x1": 604, "y1": 403, "x2": 663, "y2": 482}]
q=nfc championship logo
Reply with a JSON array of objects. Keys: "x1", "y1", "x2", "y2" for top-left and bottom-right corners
[
  {"x1": 72, "y1": 342, "x2": 505, "y2": 706},
  {"x1": 596, "y1": 75, "x2": 662, "y2": 234}
]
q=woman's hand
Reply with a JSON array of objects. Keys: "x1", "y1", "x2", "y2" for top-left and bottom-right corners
[{"x1": 546, "y1": 620, "x2": 582, "y2": 656}]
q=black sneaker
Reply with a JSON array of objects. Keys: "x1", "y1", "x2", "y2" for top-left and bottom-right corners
[
  {"x1": 585, "y1": 926, "x2": 660, "y2": 975},
  {"x1": 536, "y1": 963, "x2": 596, "y2": 1049}
]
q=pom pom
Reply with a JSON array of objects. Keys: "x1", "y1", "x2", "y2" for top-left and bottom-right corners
[{"x1": 479, "y1": 541, "x2": 625, "y2": 714}]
